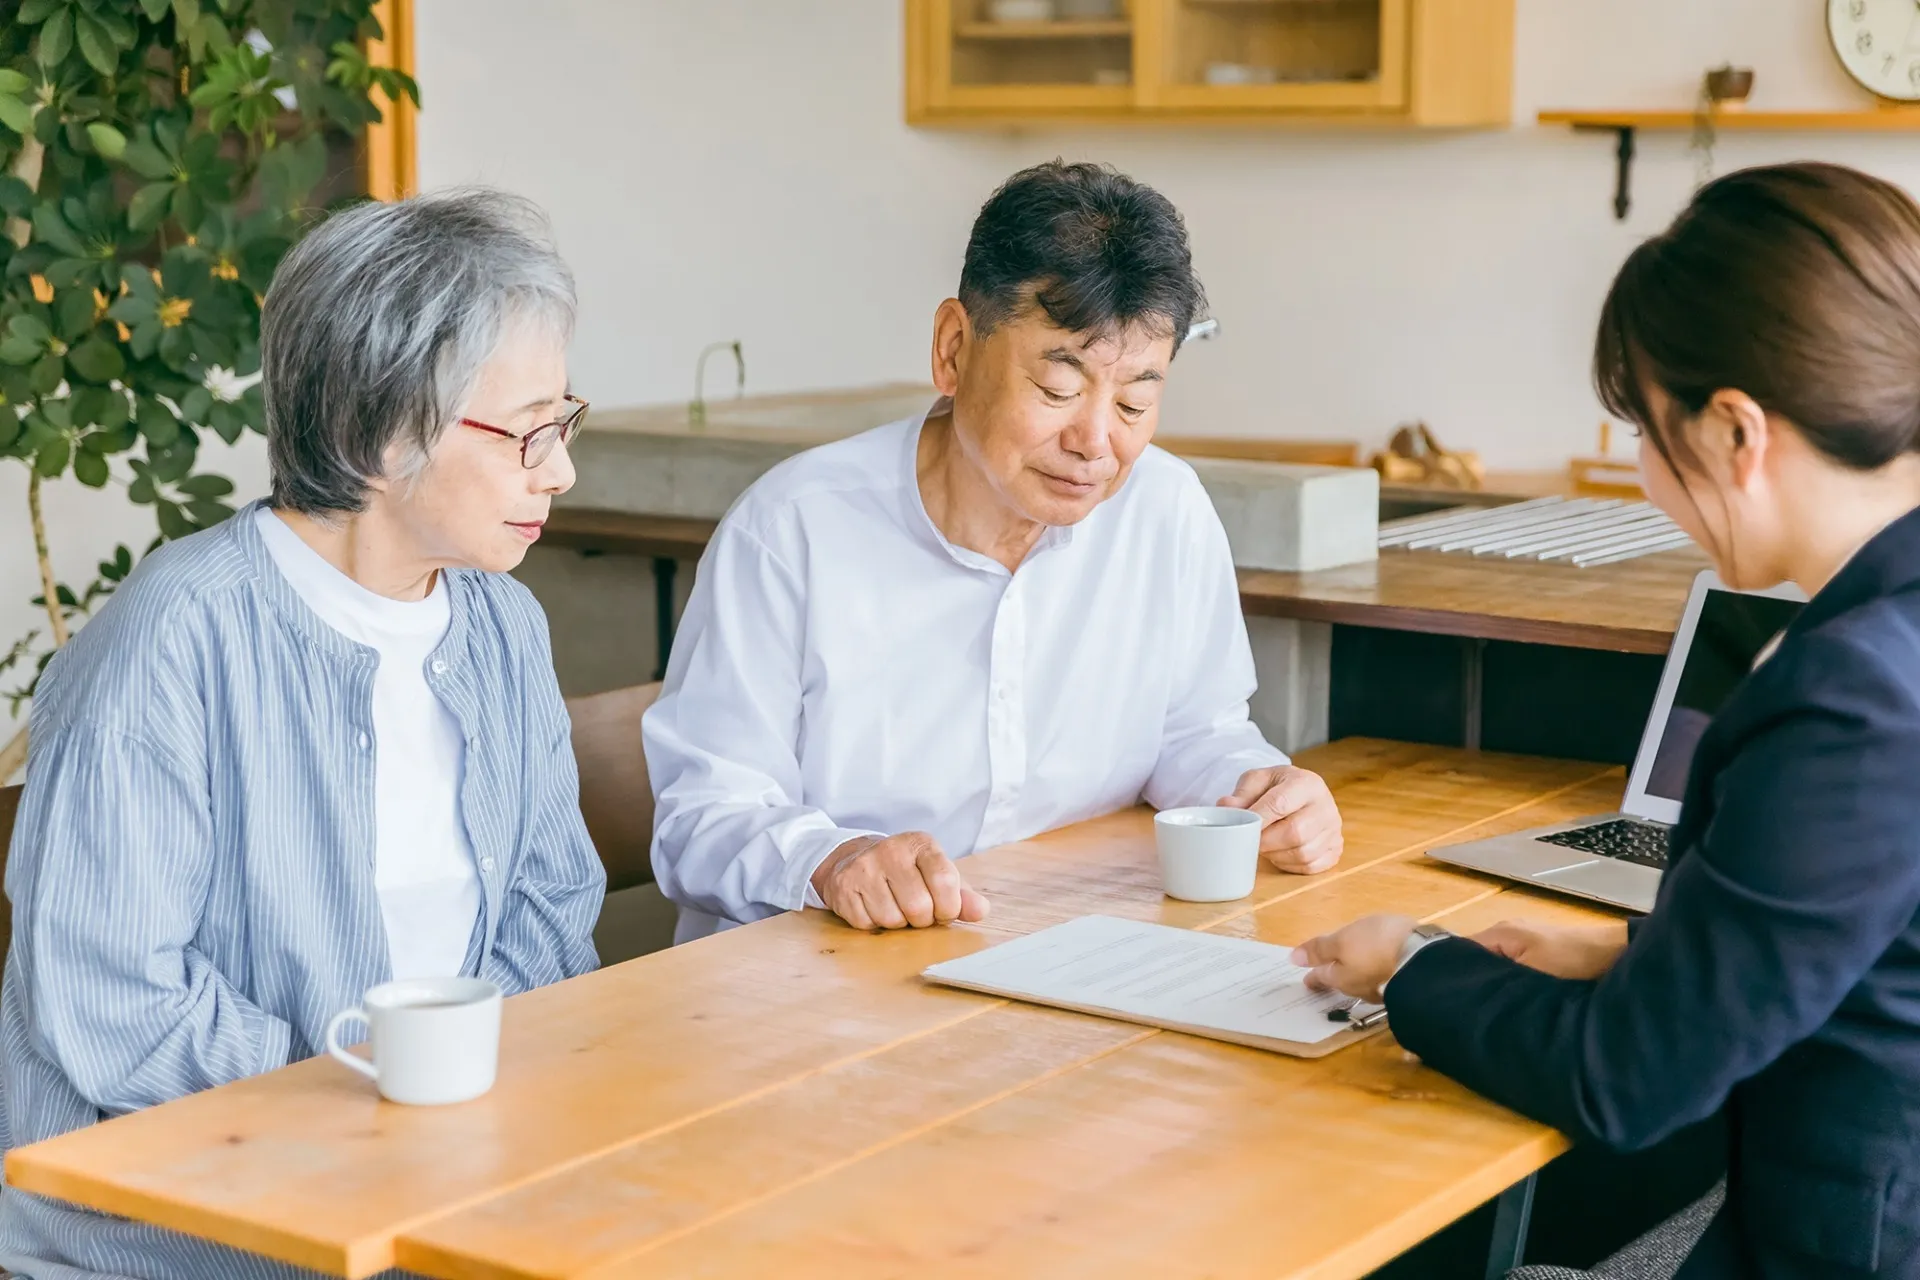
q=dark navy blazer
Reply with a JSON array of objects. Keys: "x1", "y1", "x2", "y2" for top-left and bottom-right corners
[{"x1": 1389, "y1": 505, "x2": 1920, "y2": 1278}]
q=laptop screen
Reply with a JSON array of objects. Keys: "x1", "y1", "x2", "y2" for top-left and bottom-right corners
[{"x1": 1643, "y1": 588, "x2": 1804, "y2": 802}]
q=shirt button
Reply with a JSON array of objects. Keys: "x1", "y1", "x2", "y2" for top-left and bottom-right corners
[
  {"x1": 479, "y1": 856, "x2": 496, "y2": 873},
  {"x1": 356, "y1": 732, "x2": 370, "y2": 750},
  {"x1": 431, "y1": 659, "x2": 448, "y2": 676}
]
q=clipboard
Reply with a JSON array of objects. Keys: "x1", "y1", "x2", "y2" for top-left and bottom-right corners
[{"x1": 922, "y1": 915, "x2": 1390, "y2": 1060}]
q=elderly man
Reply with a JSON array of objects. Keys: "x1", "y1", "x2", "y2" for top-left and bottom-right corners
[
  {"x1": 647, "y1": 161, "x2": 1342, "y2": 943},
  {"x1": 0, "y1": 190, "x2": 604, "y2": 1279}
]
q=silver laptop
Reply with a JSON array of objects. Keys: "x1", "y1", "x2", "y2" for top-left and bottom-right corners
[{"x1": 1426, "y1": 570, "x2": 1805, "y2": 912}]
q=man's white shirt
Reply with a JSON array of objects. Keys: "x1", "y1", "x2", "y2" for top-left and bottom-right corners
[{"x1": 644, "y1": 407, "x2": 1288, "y2": 942}]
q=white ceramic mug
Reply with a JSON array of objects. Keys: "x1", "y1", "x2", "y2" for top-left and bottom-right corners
[
  {"x1": 1155, "y1": 806, "x2": 1262, "y2": 902},
  {"x1": 324, "y1": 976, "x2": 502, "y2": 1105}
]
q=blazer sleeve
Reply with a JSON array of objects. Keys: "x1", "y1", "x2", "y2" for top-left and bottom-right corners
[{"x1": 1385, "y1": 635, "x2": 1920, "y2": 1151}]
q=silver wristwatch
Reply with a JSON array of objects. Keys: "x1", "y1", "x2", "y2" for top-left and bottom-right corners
[{"x1": 1392, "y1": 923, "x2": 1453, "y2": 978}]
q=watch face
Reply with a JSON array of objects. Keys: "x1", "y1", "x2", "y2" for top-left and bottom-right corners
[{"x1": 1829, "y1": 0, "x2": 1920, "y2": 101}]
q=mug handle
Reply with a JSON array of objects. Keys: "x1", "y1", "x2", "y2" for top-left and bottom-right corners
[{"x1": 324, "y1": 1008, "x2": 378, "y2": 1082}]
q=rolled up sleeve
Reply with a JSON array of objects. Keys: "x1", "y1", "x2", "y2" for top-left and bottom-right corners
[{"x1": 9, "y1": 724, "x2": 292, "y2": 1116}]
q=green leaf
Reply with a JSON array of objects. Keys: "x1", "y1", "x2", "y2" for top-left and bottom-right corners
[
  {"x1": 155, "y1": 497, "x2": 191, "y2": 539},
  {"x1": 0, "y1": 411, "x2": 19, "y2": 451},
  {"x1": 171, "y1": 0, "x2": 199, "y2": 32},
  {"x1": 69, "y1": 385, "x2": 110, "y2": 427},
  {"x1": 85, "y1": 121, "x2": 124, "y2": 159},
  {"x1": 98, "y1": 387, "x2": 129, "y2": 429},
  {"x1": 95, "y1": 9, "x2": 134, "y2": 48},
  {"x1": 0, "y1": 336, "x2": 42, "y2": 365},
  {"x1": 127, "y1": 181, "x2": 172, "y2": 231},
  {"x1": 35, "y1": 398, "x2": 71, "y2": 432},
  {"x1": 177, "y1": 384, "x2": 211, "y2": 423},
  {"x1": 55, "y1": 287, "x2": 96, "y2": 340},
  {"x1": 9, "y1": 314, "x2": 52, "y2": 345},
  {"x1": 121, "y1": 136, "x2": 173, "y2": 181},
  {"x1": 204, "y1": 399, "x2": 238, "y2": 443},
  {"x1": 29, "y1": 351, "x2": 64, "y2": 395},
  {"x1": 38, "y1": 7, "x2": 73, "y2": 68},
  {"x1": 72, "y1": 448, "x2": 108, "y2": 487},
  {"x1": 137, "y1": 397, "x2": 180, "y2": 446},
  {"x1": 148, "y1": 436, "x2": 195, "y2": 481},
  {"x1": 175, "y1": 472, "x2": 233, "y2": 498},
  {"x1": 67, "y1": 333, "x2": 124, "y2": 383},
  {"x1": 34, "y1": 434, "x2": 70, "y2": 478},
  {"x1": 137, "y1": 0, "x2": 169, "y2": 20},
  {"x1": 189, "y1": 12, "x2": 229, "y2": 60},
  {"x1": 127, "y1": 318, "x2": 159, "y2": 359},
  {"x1": 18, "y1": 0, "x2": 64, "y2": 24},
  {"x1": 0, "y1": 94, "x2": 31, "y2": 136},
  {"x1": 75, "y1": 13, "x2": 116, "y2": 76},
  {"x1": 30, "y1": 205, "x2": 87, "y2": 257},
  {"x1": 0, "y1": 176, "x2": 31, "y2": 218},
  {"x1": 0, "y1": 71, "x2": 28, "y2": 96},
  {"x1": 80, "y1": 421, "x2": 135, "y2": 452},
  {"x1": 127, "y1": 470, "x2": 154, "y2": 503}
]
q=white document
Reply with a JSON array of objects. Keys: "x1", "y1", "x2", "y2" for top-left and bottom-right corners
[{"x1": 924, "y1": 915, "x2": 1372, "y2": 1048}]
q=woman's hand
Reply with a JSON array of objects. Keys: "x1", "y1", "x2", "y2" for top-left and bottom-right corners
[
  {"x1": 1471, "y1": 919, "x2": 1629, "y2": 980},
  {"x1": 1291, "y1": 913, "x2": 1417, "y2": 1003}
]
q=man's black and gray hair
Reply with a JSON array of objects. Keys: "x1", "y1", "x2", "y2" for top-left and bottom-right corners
[
  {"x1": 261, "y1": 188, "x2": 577, "y2": 516},
  {"x1": 957, "y1": 160, "x2": 1205, "y2": 354}
]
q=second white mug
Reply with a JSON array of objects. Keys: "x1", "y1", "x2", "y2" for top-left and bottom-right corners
[
  {"x1": 324, "y1": 976, "x2": 502, "y2": 1106},
  {"x1": 1155, "y1": 806, "x2": 1262, "y2": 902}
]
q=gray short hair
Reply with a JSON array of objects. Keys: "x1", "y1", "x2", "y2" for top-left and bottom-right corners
[{"x1": 261, "y1": 188, "x2": 577, "y2": 515}]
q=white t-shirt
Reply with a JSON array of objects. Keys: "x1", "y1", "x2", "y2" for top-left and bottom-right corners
[{"x1": 255, "y1": 508, "x2": 482, "y2": 979}]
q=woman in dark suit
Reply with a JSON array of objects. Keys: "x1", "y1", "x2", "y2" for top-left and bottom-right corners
[{"x1": 1297, "y1": 161, "x2": 1920, "y2": 1279}]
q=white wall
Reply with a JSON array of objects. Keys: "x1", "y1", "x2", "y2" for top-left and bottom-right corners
[
  {"x1": 7, "y1": 0, "x2": 1919, "y2": 740},
  {"x1": 410, "y1": 0, "x2": 1920, "y2": 471}
]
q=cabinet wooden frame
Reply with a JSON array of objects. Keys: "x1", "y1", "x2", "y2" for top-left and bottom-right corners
[{"x1": 905, "y1": 0, "x2": 1511, "y2": 127}]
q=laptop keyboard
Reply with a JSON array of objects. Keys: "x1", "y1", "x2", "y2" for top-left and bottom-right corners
[{"x1": 1537, "y1": 819, "x2": 1670, "y2": 870}]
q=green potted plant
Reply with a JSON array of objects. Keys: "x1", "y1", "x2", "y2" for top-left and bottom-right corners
[{"x1": 0, "y1": 0, "x2": 418, "y2": 778}]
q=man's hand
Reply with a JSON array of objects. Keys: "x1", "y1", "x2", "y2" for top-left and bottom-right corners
[
  {"x1": 1472, "y1": 919, "x2": 1628, "y2": 980},
  {"x1": 1219, "y1": 765, "x2": 1343, "y2": 874},
  {"x1": 809, "y1": 832, "x2": 990, "y2": 931},
  {"x1": 1291, "y1": 913, "x2": 1418, "y2": 1004}
]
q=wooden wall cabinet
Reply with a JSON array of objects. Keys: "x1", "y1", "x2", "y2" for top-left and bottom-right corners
[{"x1": 906, "y1": 0, "x2": 1512, "y2": 127}]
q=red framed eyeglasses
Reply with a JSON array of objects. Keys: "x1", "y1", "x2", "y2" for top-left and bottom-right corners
[{"x1": 459, "y1": 394, "x2": 589, "y2": 469}]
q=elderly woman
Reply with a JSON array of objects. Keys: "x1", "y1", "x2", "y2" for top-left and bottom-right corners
[
  {"x1": 0, "y1": 190, "x2": 604, "y2": 1279},
  {"x1": 647, "y1": 162, "x2": 1343, "y2": 943}
]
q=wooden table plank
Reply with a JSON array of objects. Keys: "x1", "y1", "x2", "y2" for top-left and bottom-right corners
[
  {"x1": 6, "y1": 741, "x2": 1625, "y2": 1279},
  {"x1": 576, "y1": 1031, "x2": 1567, "y2": 1280}
]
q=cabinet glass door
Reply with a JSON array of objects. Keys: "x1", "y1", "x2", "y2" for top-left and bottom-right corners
[
  {"x1": 1140, "y1": 0, "x2": 1407, "y2": 111},
  {"x1": 926, "y1": 0, "x2": 1139, "y2": 113}
]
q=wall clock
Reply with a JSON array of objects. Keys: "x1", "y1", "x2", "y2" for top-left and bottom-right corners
[{"x1": 1830, "y1": 0, "x2": 1920, "y2": 101}]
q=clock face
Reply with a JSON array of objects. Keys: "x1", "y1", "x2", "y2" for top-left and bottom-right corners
[{"x1": 1830, "y1": 0, "x2": 1920, "y2": 101}]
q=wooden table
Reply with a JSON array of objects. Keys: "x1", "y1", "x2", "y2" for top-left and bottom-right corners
[
  {"x1": 1239, "y1": 547, "x2": 1705, "y2": 656},
  {"x1": 8, "y1": 741, "x2": 1626, "y2": 1279},
  {"x1": 541, "y1": 506, "x2": 1705, "y2": 658}
]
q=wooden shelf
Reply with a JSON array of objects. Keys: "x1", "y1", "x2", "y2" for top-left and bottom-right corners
[
  {"x1": 955, "y1": 20, "x2": 1133, "y2": 39},
  {"x1": 1539, "y1": 106, "x2": 1920, "y2": 221},
  {"x1": 1539, "y1": 107, "x2": 1920, "y2": 131}
]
